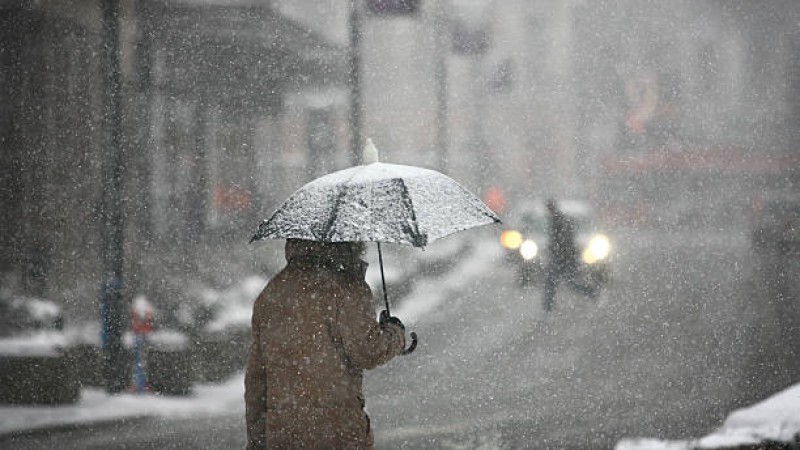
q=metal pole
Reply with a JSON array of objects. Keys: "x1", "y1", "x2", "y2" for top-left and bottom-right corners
[
  {"x1": 101, "y1": 0, "x2": 127, "y2": 394},
  {"x1": 349, "y1": 0, "x2": 363, "y2": 165},
  {"x1": 434, "y1": 0, "x2": 449, "y2": 173},
  {"x1": 378, "y1": 241, "x2": 418, "y2": 355}
]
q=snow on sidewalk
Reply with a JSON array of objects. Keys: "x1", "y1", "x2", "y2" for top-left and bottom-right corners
[
  {"x1": 3, "y1": 375, "x2": 796, "y2": 447},
  {"x1": 616, "y1": 382, "x2": 800, "y2": 449},
  {"x1": 0, "y1": 373, "x2": 245, "y2": 436}
]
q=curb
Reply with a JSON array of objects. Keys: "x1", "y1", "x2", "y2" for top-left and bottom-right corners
[{"x1": 0, "y1": 415, "x2": 152, "y2": 442}]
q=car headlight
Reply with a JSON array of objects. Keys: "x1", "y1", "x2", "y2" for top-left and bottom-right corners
[
  {"x1": 582, "y1": 234, "x2": 611, "y2": 264},
  {"x1": 500, "y1": 230, "x2": 523, "y2": 250},
  {"x1": 520, "y1": 240, "x2": 538, "y2": 260}
]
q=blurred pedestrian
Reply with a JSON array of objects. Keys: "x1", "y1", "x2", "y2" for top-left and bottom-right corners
[
  {"x1": 542, "y1": 198, "x2": 590, "y2": 311},
  {"x1": 245, "y1": 239, "x2": 406, "y2": 450}
]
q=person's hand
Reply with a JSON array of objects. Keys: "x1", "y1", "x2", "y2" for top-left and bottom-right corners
[{"x1": 379, "y1": 310, "x2": 405, "y2": 330}]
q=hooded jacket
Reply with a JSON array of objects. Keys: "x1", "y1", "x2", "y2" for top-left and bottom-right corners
[{"x1": 245, "y1": 240, "x2": 406, "y2": 449}]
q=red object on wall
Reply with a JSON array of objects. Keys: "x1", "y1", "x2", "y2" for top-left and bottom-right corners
[
  {"x1": 484, "y1": 186, "x2": 507, "y2": 215},
  {"x1": 215, "y1": 184, "x2": 252, "y2": 213}
]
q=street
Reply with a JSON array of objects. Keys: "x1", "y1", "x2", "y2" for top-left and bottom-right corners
[
  {"x1": 4, "y1": 229, "x2": 797, "y2": 449},
  {"x1": 367, "y1": 230, "x2": 793, "y2": 449}
]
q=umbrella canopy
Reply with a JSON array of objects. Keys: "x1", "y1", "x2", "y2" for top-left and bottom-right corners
[{"x1": 250, "y1": 162, "x2": 500, "y2": 247}]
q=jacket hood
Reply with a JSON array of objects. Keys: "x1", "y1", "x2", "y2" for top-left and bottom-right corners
[
  {"x1": 285, "y1": 239, "x2": 368, "y2": 280},
  {"x1": 285, "y1": 239, "x2": 363, "y2": 263}
]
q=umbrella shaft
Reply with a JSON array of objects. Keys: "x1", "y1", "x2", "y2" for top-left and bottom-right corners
[{"x1": 377, "y1": 242, "x2": 391, "y2": 315}]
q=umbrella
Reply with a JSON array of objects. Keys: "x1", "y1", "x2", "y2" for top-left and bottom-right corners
[{"x1": 250, "y1": 142, "x2": 500, "y2": 354}]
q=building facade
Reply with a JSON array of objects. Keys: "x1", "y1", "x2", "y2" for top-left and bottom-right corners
[
  {"x1": 2, "y1": 0, "x2": 798, "y2": 320},
  {"x1": 1, "y1": 0, "x2": 349, "y2": 322}
]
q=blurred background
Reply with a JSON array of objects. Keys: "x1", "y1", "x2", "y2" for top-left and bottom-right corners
[{"x1": 1, "y1": 0, "x2": 799, "y2": 446}]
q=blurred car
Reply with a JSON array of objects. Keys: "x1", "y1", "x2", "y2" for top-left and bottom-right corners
[
  {"x1": 0, "y1": 295, "x2": 80, "y2": 404},
  {"x1": 499, "y1": 199, "x2": 613, "y2": 292}
]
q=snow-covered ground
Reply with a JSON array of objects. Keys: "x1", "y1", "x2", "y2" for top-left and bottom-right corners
[
  {"x1": 0, "y1": 374, "x2": 244, "y2": 436},
  {"x1": 1, "y1": 371, "x2": 798, "y2": 448},
  {"x1": 616, "y1": 383, "x2": 800, "y2": 449},
  {"x1": 1, "y1": 235, "x2": 798, "y2": 448}
]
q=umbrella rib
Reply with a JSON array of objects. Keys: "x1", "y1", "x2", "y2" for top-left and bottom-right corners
[
  {"x1": 322, "y1": 186, "x2": 347, "y2": 242},
  {"x1": 250, "y1": 195, "x2": 294, "y2": 243},
  {"x1": 456, "y1": 183, "x2": 503, "y2": 223},
  {"x1": 322, "y1": 166, "x2": 367, "y2": 242},
  {"x1": 397, "y1": 178, "x2": 427, "y2": 247}
]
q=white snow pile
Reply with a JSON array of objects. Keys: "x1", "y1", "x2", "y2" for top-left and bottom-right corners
[
  {"x1": 0, "y1": 296, "x2": 67, "y2": 357},
  {"x1": 616, "y1": 383, "x2": 800, "y2": 449},
  {"x1": 0, "y1": 331, "x2": 69, "y2": 357},
  {"x1": 13, "y1": 297, "x2": 61, "y2": 323},
  {"x1": 197, "y1": 275, "x2": 266, "y2": 333}
]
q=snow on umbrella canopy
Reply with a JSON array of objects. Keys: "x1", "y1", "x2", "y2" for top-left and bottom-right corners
[{"x1": 250, "y1": 162, "x2": 500, "y2": 247}]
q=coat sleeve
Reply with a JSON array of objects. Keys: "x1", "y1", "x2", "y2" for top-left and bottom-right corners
[
  {"x1": 244, "y1": 294, "x2": 267, "y2": 450},
  {"x1": 336, "y1": 281, "x2": 406, "y2": 370}
]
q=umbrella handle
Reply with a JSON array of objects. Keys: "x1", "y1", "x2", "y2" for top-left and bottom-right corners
[
  {"x1": 376, "y1": 243, "x2": 416, "y2": 355},
  {"x1": 402, "y1": 331, "x2": 418, "y2": 355}
]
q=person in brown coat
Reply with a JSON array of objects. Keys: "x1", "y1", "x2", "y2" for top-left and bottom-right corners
[{"x1": 245, "y1": 239, "x2": 407, "y2": 449}]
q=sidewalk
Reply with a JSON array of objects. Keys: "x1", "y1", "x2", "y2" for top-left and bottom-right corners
[
  {"x1": 0, "y1": 373, "x2": 245, "y2": 437},
  {"x1": 1, "y1": 375, "x2": 798, "y2": 447},
  {"x1": 1, "y1": 233, "x2": 798, "y2": 447},
  {"x1": 0, "y1": 236, "x2": 475, "y2": 440}
]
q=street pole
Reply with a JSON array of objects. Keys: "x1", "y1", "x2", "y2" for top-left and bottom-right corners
[
  {"x1": 349, "y1": 0, "x2": 363, "y2": 165},
  {"x1": 100, "y1": 0, "x2": 128, "y2": 394},
  {"x1": 434, "y1": 0, "x2": 449, "y2": 174}
]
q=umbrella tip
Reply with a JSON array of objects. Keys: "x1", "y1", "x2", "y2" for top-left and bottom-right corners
[{"x1": 362, "y1": 138, "x2": 379, "y2": 164}]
